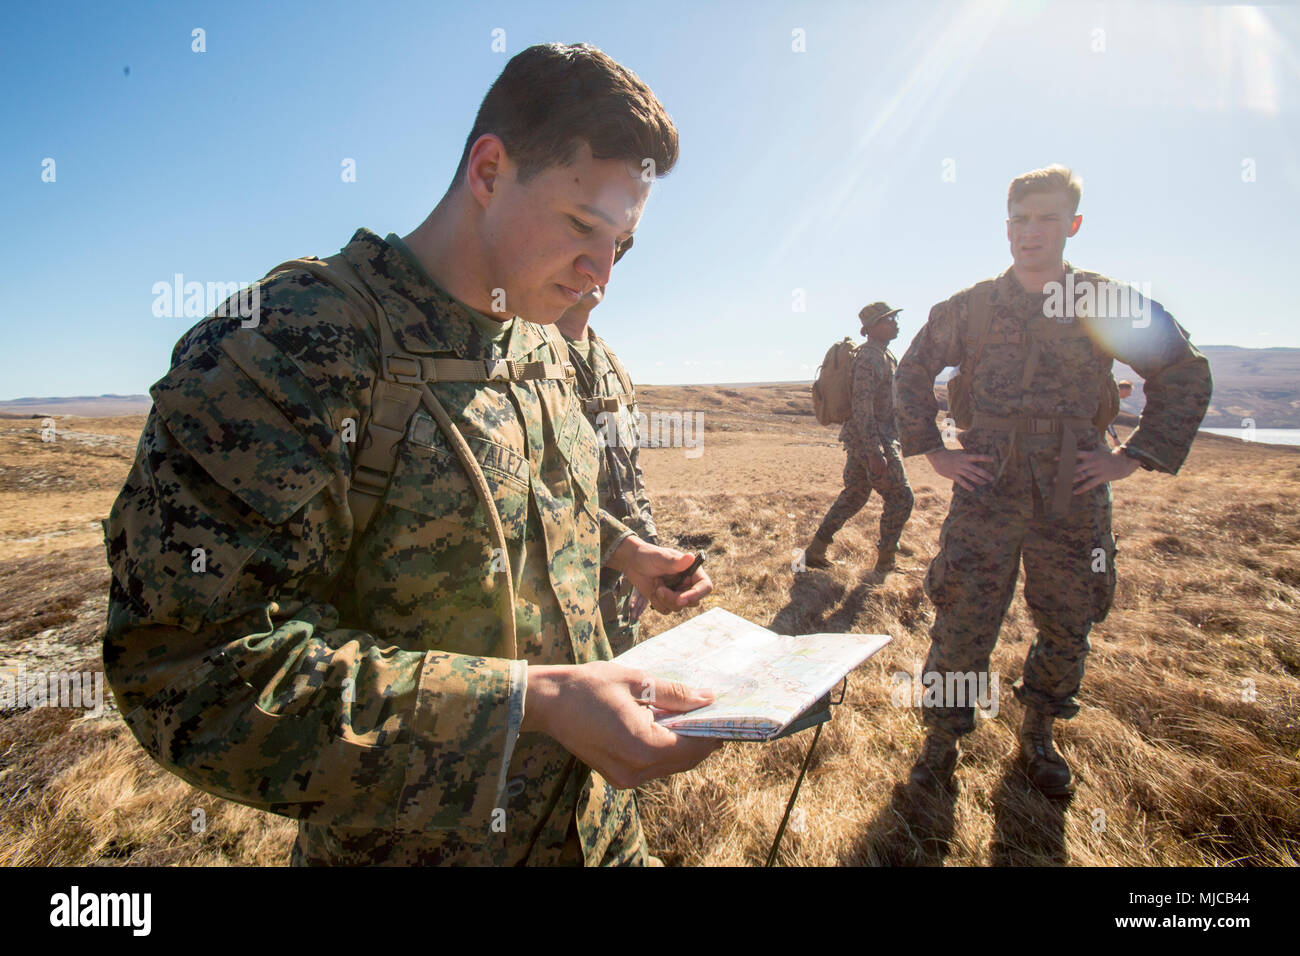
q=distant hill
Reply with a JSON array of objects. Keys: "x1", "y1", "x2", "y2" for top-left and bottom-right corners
[
  {"x1": 1116, "y1": 345, "x2": 1300, "y2": 428},
  {"x1": 0, "y1": 395, "x2": 152, "y2": 418},
  {"x1": 6, "y1": 344, "x2": 1298, "y2": 426},
  {"x1": 724, "y1": 345, "x2": 1300, "y2": 429}
]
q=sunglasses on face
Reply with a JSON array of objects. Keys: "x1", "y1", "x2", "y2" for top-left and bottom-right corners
[{"x1": 613, "y1": 234, "x2": 633, "y2": 265}]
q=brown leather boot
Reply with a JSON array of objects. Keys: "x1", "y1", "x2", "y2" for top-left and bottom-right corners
[
  {"x1": 873, "y1": 544, "x2": 898, "y2": 573},
  {"x1": 908, "y1": 728, "x2": 960, "y2": 787},
  {"x1": 1019, "y1": 708, "x2": 1075, "y2": 796},
  {"x1": 803, "y1": 535, "x2": 833, "y2": 569}
]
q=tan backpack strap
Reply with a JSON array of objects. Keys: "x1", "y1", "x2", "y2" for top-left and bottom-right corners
[
  {"x1": 584, "y1": 394, "x2": 636, "y2": 415},
  {"x1": 579, "y1": 329, "x2": 636, "y2": 413},
  {"x1": 965, "y1": 280, "x2": 997, "y2": 372},
  {"x1": 340, "y1": 379, "x2": 417, "y2": 539},
  {"x1": 382, "y1": 354, "x2": 573, "y2": 385},
  {"x1": 591, "y1": 329, "x2": 636, "y2": 399}
]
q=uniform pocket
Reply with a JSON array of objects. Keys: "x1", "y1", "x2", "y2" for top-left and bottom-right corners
[
  {"x1": 557, "y1": 399, "x2": 601, "y2": 521},
  {"x1": 923, "y1": 542, "x2": 951, "y2": 608},
  {"x1": 1091, "y1": 531, "x2": 1118, "y2": 623},
  {"x1": 152, "y1": 334, "x2": 335, "y2": 526},
  {"x1": 126, "y1": 653, "x2": 253, "y2": 769},
  {"x1": 386, "y1": 412, "x2": 529, "y2": 545}
]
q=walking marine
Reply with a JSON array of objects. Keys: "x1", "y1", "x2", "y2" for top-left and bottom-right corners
[
  {"x1": 806, "y1": 302, "x2": 915, "y2": 574},
  {"x1": 895, "y1": 165, "x2": 1211, "y2": 795},
  {"x1": 102, "y1": 43, "x2": 719, "y2": 866}
]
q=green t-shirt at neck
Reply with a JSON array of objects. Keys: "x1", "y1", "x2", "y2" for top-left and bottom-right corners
[
  {"x1": 385, "y1": 232, "x2": 514, "y2": 353},
  {"x1": 568, "y1": 335, "x2": 592, "y2": 360}
]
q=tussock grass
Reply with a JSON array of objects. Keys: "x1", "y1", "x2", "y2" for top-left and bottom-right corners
[{"x1": 0, "y1": 399, "x2": 1296, "y2": 865}]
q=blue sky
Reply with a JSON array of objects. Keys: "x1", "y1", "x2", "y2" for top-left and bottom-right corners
[{"x1": 2, "y1": 0, "x2": 1297, "y2": 397}]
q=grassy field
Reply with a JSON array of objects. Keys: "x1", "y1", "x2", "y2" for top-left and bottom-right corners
[{"x1": 1, "y1": 387, "x2": 1297, "y2": 866}]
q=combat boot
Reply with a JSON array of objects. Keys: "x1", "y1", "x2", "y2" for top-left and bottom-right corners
[
  {"x1": 803, "y1": 535, "x2": 833, "y2": 569},
  {"x1": 908, "y1": 728, "x2": 960, "y2": 788},
  {"x1": 1019, "y1": 708, "x2": 1075, "y2": 796},
  {"x1": 873, "y1": 544, "x2": 898, "y2": 574}
]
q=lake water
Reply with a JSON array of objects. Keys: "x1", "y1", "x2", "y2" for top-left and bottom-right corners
[{"x1": 1199, "y1": 428, "x2": 1300, "y2": 447}]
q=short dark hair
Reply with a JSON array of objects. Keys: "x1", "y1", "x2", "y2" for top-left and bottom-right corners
[{"x1": 452, "y1": 43, "x2": 678, "y2": 187}]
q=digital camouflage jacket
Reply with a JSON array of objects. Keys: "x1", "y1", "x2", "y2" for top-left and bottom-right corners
[
  {"x1": 896, "y1": 264, "x2": 1212, "y2": 514},
  {"x1": 838, "y1": 340, "x2": 901, "y2": 457},
  {"x1": 102, "y1": 228, "x2": 646, "y2": 865}
]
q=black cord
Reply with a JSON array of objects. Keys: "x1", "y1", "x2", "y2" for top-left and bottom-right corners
[
  {"x1": 765, "y1": 722, "x2": 823, "y2": 868},
  {"x1": 764, "y1": 678, "x2": 846, "y2": 867}
]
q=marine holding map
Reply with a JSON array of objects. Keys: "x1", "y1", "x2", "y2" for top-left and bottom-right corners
[{"x1": 101, "y1": 43, "x2": 721, "y2": 866}]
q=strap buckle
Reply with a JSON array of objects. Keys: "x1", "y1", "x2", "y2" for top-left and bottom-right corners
[
  {"x1": 350, "y1": 464, "x2": 390, "y2": 497},
  {"x1": 384, "y1": 354, "x2": 426, "y2": 385},
  {"x1": 486, "y1": 359, "x2": 512, "y2": 381},
  {"x1": 1025, "y1": 417, "x2": 1060, "y2": 435}
]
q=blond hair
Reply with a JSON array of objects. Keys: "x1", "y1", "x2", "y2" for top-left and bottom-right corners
[{"x1": 1008, "y1": 164, "x2": 1082, "y2": 215}]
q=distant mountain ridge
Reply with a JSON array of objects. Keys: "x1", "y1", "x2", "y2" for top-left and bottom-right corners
[
  {"x1": 1116, "y1": 345, "x2": 1300, "y2": 429},
  {"x1": 0, "y1": 395, "x2": 152, "y2": 417},
  {"x1": 3, "y1": 346, "x2": 1297, "y2": 426}
]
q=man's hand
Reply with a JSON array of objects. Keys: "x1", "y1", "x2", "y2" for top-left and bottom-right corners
[
  {"x1": 925, "y1": 448, "x2": 995, "y2": 492},
  {"x1": 1073, "y1": 446, "x2": 1140, "y2": 494},
  {"x1": 867, "y1": 451, "x2": 888, "y2": 480},
  {"x1": 523, "y1": 662, "x2": 722, "y2": 789},
  {"x1": 608, "y1": 536, "x2": 713, "y2": 615}
]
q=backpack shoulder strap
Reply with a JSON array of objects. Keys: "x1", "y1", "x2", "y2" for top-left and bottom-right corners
[
  {"x1": 964, "y1": 279, "x2": 997, "y2": 370},
  {"x1": 584, "y1": 328, "x2": 637, "y2": 414},
  {"x1": 264, "y1": 254, "x2": 417, "y2": 541}
]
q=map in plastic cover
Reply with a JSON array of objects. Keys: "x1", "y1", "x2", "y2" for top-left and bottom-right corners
[{"x1": 612, "y1": 607, "x2": 891, "y2": 740}]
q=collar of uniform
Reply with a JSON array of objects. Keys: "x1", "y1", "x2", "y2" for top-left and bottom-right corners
[
  {"x1": 586, "y1": 326, "x2": 621, "y2": 383},
  {"x1": 998, "y1": 260, "x2": 1091, "y2": 303},
  {"x1": 337, "y1": 227, "x2": 550, "y2": 363}
]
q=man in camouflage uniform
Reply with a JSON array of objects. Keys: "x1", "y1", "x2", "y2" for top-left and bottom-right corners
[
  {"x1": 895, "y1": 165, "x2": 1211, "y2": 796},
  {"x1": 805, "y1": 302, "x2": 915, "y2": 574},
  {"x1": 101, "y1": 43, "x2": 719, "y2": 866},
  {"x1": 557, "y1": 282, "x2": 660, "y2": 655}
]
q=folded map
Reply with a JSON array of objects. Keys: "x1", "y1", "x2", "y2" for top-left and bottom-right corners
[{"x1": 612, "y1": 607, "x2": 891, "y2": 741}]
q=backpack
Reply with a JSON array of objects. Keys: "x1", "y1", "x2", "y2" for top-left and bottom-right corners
[
  {"x1": 812, "y1": 338, "x2": 859, "y2": 425},
  {"x1": 945, "y1": 279, "x2": 1121, "y2": 433}
]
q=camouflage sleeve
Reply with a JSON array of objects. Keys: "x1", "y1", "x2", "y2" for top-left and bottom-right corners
[
  {"x1": 628, "y1": 407, "x2": 658, "y2": 545},
  {"x1": 1101, "y1": 295, "x2": 1212, "y2": 474},
  {"x1": 599, "y1": 508, "x2": 635, "y2": 564},
  {"x1": 896, "y1": 292, "x2": 966, "y2": 457},
  {"x1": 103, "y1": 283, "x2": 523, "y2": 833},
  {"x1": 853, "y1": 348, "x2": 885, "y2": 452}
]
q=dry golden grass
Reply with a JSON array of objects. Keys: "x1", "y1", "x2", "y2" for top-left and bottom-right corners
[{"x1": 1, "y1": 391, "x2": 1297, "y2": 866}]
